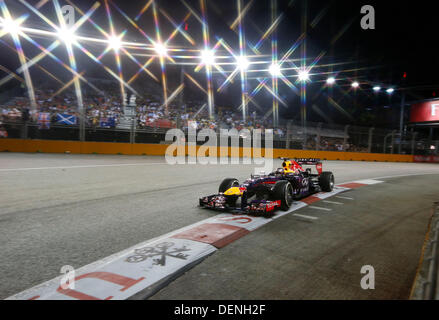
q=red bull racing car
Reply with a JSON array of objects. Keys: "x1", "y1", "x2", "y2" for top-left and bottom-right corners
[{"x1": 199, "y1": 158, "x2": 335, "y2": 215}]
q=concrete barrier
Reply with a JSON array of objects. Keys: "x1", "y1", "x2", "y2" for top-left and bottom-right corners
[{"x1": 0, "y1": 138, "x2": 414, "y2": 162}]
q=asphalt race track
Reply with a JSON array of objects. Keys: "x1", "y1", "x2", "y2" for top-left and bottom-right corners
[{"x1": 1, "y1": 153, "x2": 439, "y2": 299}]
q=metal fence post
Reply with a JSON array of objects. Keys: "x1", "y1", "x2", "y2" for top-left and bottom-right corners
[
  {"x1": 286, "y1": 121, "x2": 292, "y2": 150},
  {"x1": 411, "y1": 132, "x2": 418, "y2": 155},
  {"x1": 391, "y1": 130, "x2": 396, "y2": 154},
  {"x1": 21, "y1": 121, "x2": 28, "y2": 139},
  {"x1": 343, "y1": 125, "x2": 349, "y2": 148},
  {"x1": 316, "y1": 123, "x2": 322, "y2": 151},
  {"x1": 368, "y1": 127, "x2": 374, "y2": 153},
  {"x1": 302, "y1": 125, "x2": 307, "y2": 150},
  {"x1": 398, "y1": 92, "x2": 406, "y2": 154},
  {"x1": 130, "y1": 117, "x2": 135, "y2": 144},
  {"x1": 79, "y1": 114, "x2": 85, "y2": 142},
  {"x1": 383, "y1": 131, "x2": 391, "y2": 154}
]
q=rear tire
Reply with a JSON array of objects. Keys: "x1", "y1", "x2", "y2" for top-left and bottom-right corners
[
  {"x1": 319, "y1": 172, "x2": 335, "y2": 192},
  {"x1": 272, "y1": 180, "x2": 293, "y2": 210},
  {"x1": 219, "y1": 178, "x2": 239, "y2": 193}
]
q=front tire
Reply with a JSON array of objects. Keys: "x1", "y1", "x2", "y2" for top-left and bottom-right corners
[
  {"x1": 219, "y1": 178, "x2": 239, "y2": 193},
  {"x1": 272, "y1": 180, "x2": 293, "y2": 210},
  {"x1": 319, "y1": 172, "x2": 335, "y2": 192}
]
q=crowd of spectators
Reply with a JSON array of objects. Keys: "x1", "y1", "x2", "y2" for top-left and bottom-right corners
[
  {"x1": 0, "y1": 85, "x2": 366, "y2": 153},
  {"x1": 0, "y1": 86, "x2": 287, "y2": 136},
  {"x1": 304, "y1": 136, "x2": 369, "y2": 152}
]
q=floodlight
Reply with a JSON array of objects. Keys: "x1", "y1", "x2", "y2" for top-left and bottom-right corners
[
  {"x1": 154, "y1": 42, "x2": 167, "y2": 57},
  {"x1": 351, "y1": 81, "x2": 359, "y2": 88},
  {"x1": 373, "y1": 86, "x2": 381, "y2": 92},
  {"x1": 1, "y1": 18, "x2": 21, "y2": 34},
  {"x1": 386, "y1": 88, "x2": 395, "y2": 94},
  {"x1": 108, "y1": 35, "x2": 122, "y2": 51},
  {"x1": 200, "y1": 49, "x2": 215, "y2": 65},
  {"x1": 57, "y1": 27, "x2": 76, "y2": 43},
  {"x1": 298, "y1": 69, "x2": 310, "y2": 82},
  {"x1": 268, "y1": 64, "x2": 282, "y2": 77},
  {"x1": 236, "y1": 55, "x2": 249, "y2": 70},
  {"x1": 326, "y1": 77, "x2": 336, "y2": 85}
]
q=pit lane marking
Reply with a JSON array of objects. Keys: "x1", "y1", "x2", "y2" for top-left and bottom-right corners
[{"x1": 308, "y1": 206, "x2": 332, "y2": 212}]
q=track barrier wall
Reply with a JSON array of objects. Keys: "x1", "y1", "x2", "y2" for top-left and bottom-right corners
[
  {"x1": 0, "y1": 139, "x2": 414, "y2": 162},
  {"x1": 414, "y1": 155, "x2": 439, "y2": 163},
  {"x1": 0, "y1": 138, "x2": 415, "y2": 162}
]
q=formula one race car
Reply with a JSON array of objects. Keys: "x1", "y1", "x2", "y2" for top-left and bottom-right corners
[{"x1": 199, "y1": 158, "x2": 335, "y2": 215}]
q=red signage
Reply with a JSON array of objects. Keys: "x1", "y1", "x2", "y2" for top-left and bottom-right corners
[
  {"x1": 413, "y1": 155, "x2": 439, "y2": 163},
  {"x1": 410, "y1": 100, "x2": 439, "y2": 123}
]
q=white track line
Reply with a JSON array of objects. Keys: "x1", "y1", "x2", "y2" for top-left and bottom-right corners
[
  {"x1": 308, "y1": 206, "x2": 332, "y2": 211},
  {"x1": 322, "y1": 200, "x2": 343, "y2": 205},
  {"x1": 335, "y1": 196, "x2": 354, "y2": 200},
  {"x1": 292, "y1": 214, "x2": 318, "y2": 220},
  {"x1": 359, "y1": 172, "x2": 439, "y2": 181},
  {"x1": 0, "y1": 162, "x2": 169, "y2": 172},
  {"x1": 334, "y1": 172, "x2": 439, "y2": 186}
]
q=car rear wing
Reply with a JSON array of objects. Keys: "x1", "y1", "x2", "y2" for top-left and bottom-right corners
[
  {"x1": 294, "y1": 158, "x2": 323, "y2": 174},
  {"x1": 293, "y1": 158, "x2": 321, "y2": 165},
  {"x1": 279, "y1": 157, "x2": 323, "y2": 175}
]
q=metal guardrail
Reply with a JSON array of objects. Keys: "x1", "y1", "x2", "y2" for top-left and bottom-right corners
[
  {"x1": 412, "y1": 202, "x2": 439, "y2": 300},
  {"x1": 423, "y1": 202, "x2": 439, "y2": 299}
]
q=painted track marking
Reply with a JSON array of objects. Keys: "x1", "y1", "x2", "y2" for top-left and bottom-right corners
[
  {"x1": 335, "y1": 196, "x2": 354, "y2": 200},
  {"x1": 322, "y1": 200, "x2": 343, "y2": 205},
  {"x1": 0, "y1": 162, "x2": 169, "y2": 172},
  {"x1": 308, "y1": 206, "x2": 332, "y2": 211},
  {"x1": 292, "y1": 214, "x2": 318, "y2": 220},
  {"x1": 8, "y1": 177, "x2": 391, "y2": 300}
]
